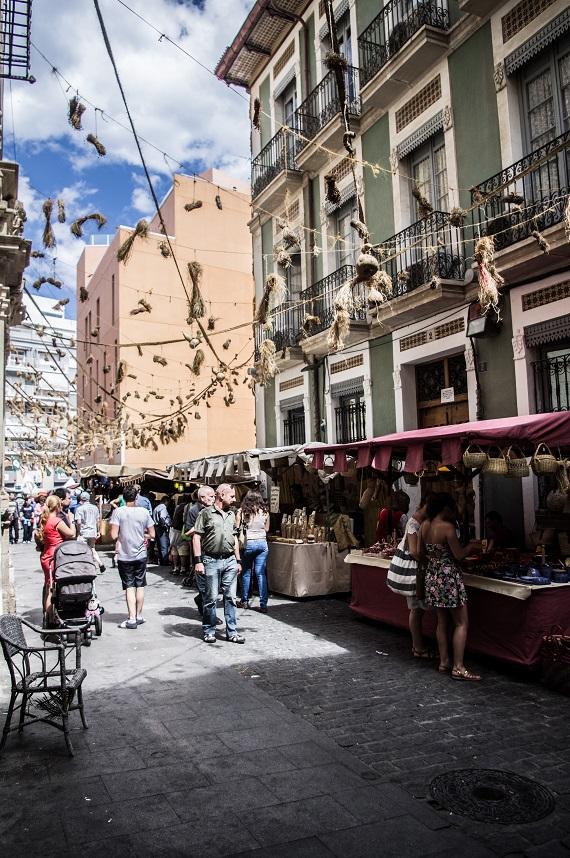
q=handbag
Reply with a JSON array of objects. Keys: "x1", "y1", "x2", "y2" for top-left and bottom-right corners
[
  {"x1": 238, "y1": 520, "x2": 247, "y2": 551},
  {"x1": 386, "y1": 532, "x2": 417, "y2": 596}
]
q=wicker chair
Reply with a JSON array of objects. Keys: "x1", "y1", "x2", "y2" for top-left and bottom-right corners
[{"x1": 0, "y1": 614, "x2": 88, "y2": 756}]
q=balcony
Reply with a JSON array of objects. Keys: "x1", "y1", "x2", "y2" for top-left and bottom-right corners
[
  {"x1": 532, "y1": 353, "x2": 570, "y2": 414},
  {"x1": 471, "y1": 129, "x2": 570, "y2": 281},
  {"x1": 251, "y1": 128, "x2": 302, "y2": 208},
  {"x1": 458, "y1": 0, "x2": 498, "y2": 15},
  {"x1": 284, "y1": 410, "x2": 306, "y2": 445},
  {"x1": 254, "y1": 301, "x2": 303, "y2": 368},
  {"x1": 372, "y1": 211, "x2": 466, "y2": 331},
  {"x1": 335, "y1": 400, "x2": 367, "y2": 444},
  {"x1": 299, "y1": 264, "x2": 369, "y2": 356},
  {"x1": 358, "y1": 0, "x2": 450, "y2": 110},
  {"x1": 293, "y1": 66, "x2": 361, "y2": 171}
]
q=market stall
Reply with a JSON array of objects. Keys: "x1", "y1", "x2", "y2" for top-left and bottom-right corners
[{"x1": 309, "y1": 412, "x2": 570, "y2": 667}]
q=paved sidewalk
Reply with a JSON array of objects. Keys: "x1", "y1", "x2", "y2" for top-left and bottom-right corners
[{"x1": 0, "y1": 544, "x2": 568, "y2": 857}]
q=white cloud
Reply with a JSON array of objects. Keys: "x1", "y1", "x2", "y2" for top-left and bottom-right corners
[{"x1": 13, "y1": 0, "x2": 254, "y2": 180}]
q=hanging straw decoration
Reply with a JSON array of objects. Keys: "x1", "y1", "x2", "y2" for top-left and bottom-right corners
[
  {"x1": 32, "y1": 277, "x2": 46, "y2": 290},
  {"x1": 184, "y1": 201, "x2": 203, "y2": 212},
  {"x1": 412, "y1": 185, "x2": 433, "y2": 219},
  {"x1": 301, "y1": 314, "x2": 321, "y2": 337},
  {"x1": 79, "y1": 286, "x2": 90, "y2": 303},
  {"x1": 367, "y1": 269, "x2": 393, "y2": 308},
  {"x1": 68, "y1": 96, "x2": 86, "y2": 130},
  {"x1": 324, "y1": 51, "x2": 348, "y2": 72},
  {"x1": 324, "y1": 174, "x2": 341, "y2": 205},
  {"x1": 46, "y1": 276, "x2": 62, "y2": 288},
  {"x1": 448, "y1": 207, "x2": 465, "y2": 227},
  {"x1": 277, "y1": 219, "x2": 301, "y2": 250},
  {"x1": 192, "y1": 348, "x2": 205, "y2": 375},
  {"x1": 116, "y1": 362, "x2": 126, "y2": 384},
  {"x1": 222, "y1": 339, "x2": 231, "y2": 350},
  {"x1": 183, "y1": 331, "x2": 202, "y2": 348},
  {"x1": 139, "y1": 298, "x2": 152, "y2": 312},
  {"x1": 158, "y1": 239, "x2": 170, "y2": 257},
  {"x1": 355, "y1": 248, "x2": 379, "y2": 283},
  {"x1": 350, "y1": 219, "x2": 370, "y2": 243},
  {"x1": 215, "y1": 194, "x2": 223, "y2": 210},
  {"x1": 117, "y1": 219, "x2": 149, "y2": 265},
  {"x1": 252, "y1": 97, "x2": 261, "y2": 131},
  {"x1": 42, "y1": 199, "x2": 55, "y2": 249},
  {"x1": 86, "y1": 133, "x2": 106, "y2": 156},
  {"x1": 470, "y1": 186, "x2": 487, "y2": 206},
  {"x1": 274, "y1": 244, "x2": 292, "y2": 269},
  {"x1": 153, "y1": 355, "x2": 168, "y2": 367},
  {"x1": 31, "y1": 250, "x2": 45, "y2": 258},
  {"x1": 255, "y1": 272, "x2": 287, "y2": 326},
  {"x1": 564, "y1": 197, "x2": 570, "y2": 241},
  {"x1": 57, "y1": 199, "x2": 66, "y2": 223},
  {"x1": 256, "y1": 339, "x2": 279, "y2": 385},
  {"x1": 327, "y1": 282, "x2": 354, "y2": 352},
  {"x1": 187, "y1": 261, "x2": 205, "y2": 321},
  {"x1": 70, "y1": 212, "x2": 107, "y2": 238},
  {"x1": 137, "y1": 344, "x2": 143, "y2": 356},
  {"x1": 531, "y1": 230, "x2": 550, "y2": 254},
  {"x1": 52, "y1": 298, "x2": 70, "y2": 311},
  {"x1": 475, "y1": 236, "x2": 504, "y2": 318}
]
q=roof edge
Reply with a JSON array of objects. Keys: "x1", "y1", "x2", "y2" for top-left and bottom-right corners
[{"x1": 215, "y1": 0, "x2": 272, "y2": 82}]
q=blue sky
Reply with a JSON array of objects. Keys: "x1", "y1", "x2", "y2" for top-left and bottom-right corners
[{"x1": 8, "y1": 0, "x2": 254, "y2": 317}]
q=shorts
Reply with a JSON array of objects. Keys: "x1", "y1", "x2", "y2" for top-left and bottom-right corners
[
  {"x1": 406, "y1": 595, "x2": 428, "y2": 610},
  {"x1": 117, "y1": 558, "x2": 147, "y2": 590}
]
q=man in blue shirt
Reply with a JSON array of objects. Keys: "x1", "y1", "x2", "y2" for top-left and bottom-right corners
[{"x1": 135, "y1": 485, "x2": 153, "y2": 514}]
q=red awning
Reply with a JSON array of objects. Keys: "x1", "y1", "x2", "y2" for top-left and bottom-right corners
[{"x1": 309, "y1": 412, "x2": 570, "y2": 473}]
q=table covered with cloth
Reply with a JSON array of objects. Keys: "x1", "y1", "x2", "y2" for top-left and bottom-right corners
[
  {"x1": 267, "y1": 541, "x2": 350, "y2": 597},
  {"x1": 345, "y1": 552, "x2": 570, "y2": 668}
]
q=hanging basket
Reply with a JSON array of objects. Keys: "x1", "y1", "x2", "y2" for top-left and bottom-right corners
[
  {"x1": 483, "y1": 447, "x2": 508, "y2": 476},
  {"x1": 463, "y1": 443, "x2": 488, "y2": 469},
  {"x1": 556, "y1": 461, "x2": 570, "y2": 494},
  {"x1": 547, "y1": 489, "x2": 567, "y2": 513},
  {"x1": 505, "y1": 445, "x2": 530, "y2": 478},
  {"x1": 531, "y1": 442, "x2": 559, "y2": 475}
]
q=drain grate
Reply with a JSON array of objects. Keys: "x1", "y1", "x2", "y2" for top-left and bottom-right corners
[{"x1": 429, "y1": 769, "x2": 555, "y2": 824}]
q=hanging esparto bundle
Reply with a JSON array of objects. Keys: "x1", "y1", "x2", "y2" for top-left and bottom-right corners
[
  {"x1": 412, "y1": 184, "x2": 433, "y2": 219},
  {"x1": 252, "y1": 97, "x2": 261, "y2": 131},
  {"x1": 86, "y1": 133, "x2": 106, "y2": 156},
  {"x1": 192, "y1": 348, "x2": 205, "y2": 375},
  {"x1": 475, "y1": 236, "x2": 504, "y2": 318},
  {"x1": 255, "y1": 272, "x2": 287, "y2": 326},
  {"x1": 70, "y1": 212, "x2": 107, "y2": 238},
  {"x1": 274, "y1": 244, "x2": 292, "y2": 269},
  {"x1": 117, "y1": 219, "x2": 149, "y2": 265},
  {"x1": 324, "y1": 174, "x2": 341, "y2": 206},
  {"x1": 42, "y1": 198, "x2": 55, "y2": 249},
  {"x1": 57, "y1": 199, "x2": 66, "y2": 223},
  {"x1": 68, "y1": 96, "x2": 86, "y2": 130},
  {"x1": 79, "y1": 286, "x2": 89, "y2": 302},
  {"x1": 187, "y1": 261, "x2": 205, "y2": 321},
  {"x1": 184, "y1": 200, "x2": 203, "y2": 212},
  {"x1": 327, "y1": 281, "x2": 354, "y2": 352},
  {"x1": 256, "y1": 339, "x2": 279, "y2": 385}
]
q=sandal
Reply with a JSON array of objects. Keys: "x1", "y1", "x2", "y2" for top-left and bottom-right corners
[
  {"x1": 412, "y1": 648, "x2": 431, "y2": 659},
  {"x1": 451, "y1": 668, "x2": 481, "y2": 682},
  {"x1": 438, "y1": 664, "x2": 451, "y2": 673}
]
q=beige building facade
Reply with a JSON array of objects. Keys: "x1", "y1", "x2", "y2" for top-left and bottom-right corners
[{"x1": 76, "y1": 170, "x2": 255, "y2": 468}]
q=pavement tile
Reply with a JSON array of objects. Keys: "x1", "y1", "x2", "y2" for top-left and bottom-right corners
[
  {"x1": 217, "y1": 721, "x2": 315, "y2": 753},
  {"x1": 0, "y1": 806, "x2": 68, "y2": 856},
  {"x1": 166, "y1": 775, "x2": 280, "y2": 818},
  {"x1": 242, "y1": 795, "x2": 360, "y2": 847},
  {"x1": 48, "y1": 745, "x2": 148, "y2": 783},
  {"x1": 102, "y1": 762, "x2": 212, "y2": 800},
  {"x1": 131, "y1": 812, "x2": 260, "y2": 857},
  {"x1": 259, "y1": 762, "x2": 367, "y2": 801},
  {"x1": 136, "y1": 733, "x2": 233, "y2": 766},
  {"x1": 227, "y1": 835, "x2": 337, "y2": 858},
  {"x1": 195, "y1": 746, "x2": 297, "y2": 781},
  {"x1": 62, "y1": 794, "x2": 180, "y2": 843},
  {"x1": 166, "y1": 706, "x2": 290, "y2": 738}
]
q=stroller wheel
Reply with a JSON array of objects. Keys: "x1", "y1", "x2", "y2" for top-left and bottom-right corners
[{"x1": 94, "y1": 614, "x2": 103, "y2": 636}]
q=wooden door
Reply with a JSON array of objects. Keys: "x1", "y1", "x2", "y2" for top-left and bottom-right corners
[{"x1": 416, "y1": 354, "x2": 469, "y2": 429}]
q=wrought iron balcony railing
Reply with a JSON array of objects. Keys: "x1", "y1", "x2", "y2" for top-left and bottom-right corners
[
  {"x1": 0, "y1": 1, "x2": 33, "y2": 82},
  {"x1": 284, "y1": 410, "x2": 306, "y2": 445},
  {"x1": 470, "y1": 129, "x2": 570, "y2": 253},
  {"x1": 294, "y1": 66, "x2": 361, "y2": 150},
  {"x1": 300, "y1": 265, "x2": 365, "y2": 337},
  {"x1": 532, "y1": 352, "x2": 570, "y2": 414},
  {"x1": 254, "y1": 301, "x2": 303, "y2": 360},
  {"x1": 251, "y1": 128, "x2": 300, "y2": 198},
  {"x1": 358, "y1": 0, "x2": 450, "y2": 88},
  {"x1": 377, "y1": 211, "x2": 465, "y2": 296},
  {"x1": 335, "y1": 400, "x2": 366, "y2": 444}
]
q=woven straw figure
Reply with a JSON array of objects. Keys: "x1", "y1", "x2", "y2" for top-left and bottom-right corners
[{"x1": 474, "y1": 236, "x2": 504, "y2": 318}]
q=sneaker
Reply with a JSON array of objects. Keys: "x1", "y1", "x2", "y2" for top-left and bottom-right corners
[
  {"x1": 203, "y1": 633, "x2": 216, "y2": 643},
  {"x1": 258, "y1": 606, "x2": 268, "y2": 614},
  {"x1": 225, "y1": 633, "x2": 245, "y2": 644},
  {"x1": 136, "y1": 616, "x2": 145, "y2": 625},
  {"x1": 118, "y1": 619, "x2": 137, "y2": 630}
]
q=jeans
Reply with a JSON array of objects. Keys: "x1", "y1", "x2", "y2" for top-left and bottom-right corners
[
  {"x1": 156, "y1": 527, "x2": 170, "y2": 564},
  {"x1": 22, "y1": 521, "x2": 33, "y2": 543},
  {"x1": 202, "y1": 555, "x2": 238, "y2": 636},
  {"x1": 241, "y1": 539, "x2": 268, "y2": 608}
]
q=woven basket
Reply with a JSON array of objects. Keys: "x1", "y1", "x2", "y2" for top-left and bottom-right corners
[
  {"x1": 547, "y1": 489, "x2": 567, "y2": 513},
  {"x1": 541, "y1": 631, "x2": 570, "y2": 696},
  {"x1": 463, "y1": 443, "x2": 488, "y2": 469},
  {"x1": 505, "y1": 445, "x2": 530, "y2": 478},
  {"x1": 483, "y1": 447, "x2": 508, "y2": 476},
  {"x1": 531, "y1": 442, "x2": 558, "y2": 475},
  {"x1": 556, "y1": 462, "x2": 570, "y2": 494}
]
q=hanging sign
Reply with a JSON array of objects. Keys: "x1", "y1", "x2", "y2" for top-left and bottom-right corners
[
  {"x1": 441, "y1": 387, "x2": 455, "y2": 403},
  {"x1": 270, "y1": 486, "x2": 280, "y2": 513}
]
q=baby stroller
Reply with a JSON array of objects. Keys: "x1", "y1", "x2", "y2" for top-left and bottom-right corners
[{"x1": 49, "y1": 541, "x2": 103, "y2": 643}]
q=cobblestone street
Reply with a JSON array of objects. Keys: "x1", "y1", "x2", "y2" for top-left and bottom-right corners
[{"x1": 1, "y1": 544, "x2": 569, "y2": 857}]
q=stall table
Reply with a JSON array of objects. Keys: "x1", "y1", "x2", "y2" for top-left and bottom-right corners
[
  {"x1": 267, "y1": 541, "x2": 350, "y2": 598},
  {"x1": 346, "y1": 552, "x2": 570, "y2": 668}
]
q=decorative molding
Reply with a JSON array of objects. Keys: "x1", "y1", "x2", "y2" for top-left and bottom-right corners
[
  {"x1": 504, "y1": 8, "x2": 570, "y2": 76},
  {"x1": 522, "y1": 280, "x2": 570, "y2": 311},
  {"x1": 464, "y1": 344, "x2": 476, "y2": 372},
  {"x1": 393, "y1": 366, "x2": 402, "y2": 391},
  {"x1": 512, "y1": 330, "x2": 526, "y2": 361},
  {"x1": 390, "y1": 148, "x2": 399, "y2": 173},
  {"x1": 319, "y1": 0, "x2": 350, "y2": 40},
  {"x1": 273, "y1": 66, "x2": 296, "y2": 100},
  {"x1": 279, "y1": 393, "x2": 304, "y2": 411},
  {"x1": 330, "y1": 375, "x2": 364, "y2": 399},
  {"x1": 524, "y1": 314, "x2": 570, "y2": 348},
  {"x1": 442, "y1": 104, "x2": 453, "y2": 132},
  {"x1": 494, "y1": 61, "x2": 507, "y2": 92},
  {"x1": 397, "y1": 111, "x2": 443, "y2": 160}
]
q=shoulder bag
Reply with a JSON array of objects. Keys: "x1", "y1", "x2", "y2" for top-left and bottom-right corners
[{"x1": 386, "y1": 532, "x2": 418, "y2": 596}]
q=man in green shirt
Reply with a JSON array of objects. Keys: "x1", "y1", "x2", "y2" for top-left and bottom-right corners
[{"x1": 192, "y1": 484, "x2": 244, "y2": 644}]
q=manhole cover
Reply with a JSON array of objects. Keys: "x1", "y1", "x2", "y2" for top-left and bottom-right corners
[{"x1": 429, "y1": 769, "x2": 555, "y2": 824}]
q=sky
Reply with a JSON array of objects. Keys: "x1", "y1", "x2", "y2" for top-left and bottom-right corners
[{"x1": 6, "y1": 0, "x2": 255, "y2": 317}]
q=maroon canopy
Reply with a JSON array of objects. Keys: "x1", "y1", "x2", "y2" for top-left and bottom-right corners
[{"x1": 309, "y1": 412, "x2": 570, "y2": 473}]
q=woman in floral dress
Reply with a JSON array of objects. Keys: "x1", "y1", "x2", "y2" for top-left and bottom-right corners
[{"x1": 420, "y1": 493, "x2": 481, "y2": 681}]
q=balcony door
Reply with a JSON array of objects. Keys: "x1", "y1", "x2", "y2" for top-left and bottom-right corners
[
  {"x1": 336, "y1": 199, "x2": 358, "y2": 269},
  {"x1": 415, "y1": 354, "x2": 468, "y2": 429},
  {"x1": 410, "y1": 133, "x2": 449, "y2": 220},
  {"x1": 278, "y1": 81, "x2": 297, "y2": 165}
]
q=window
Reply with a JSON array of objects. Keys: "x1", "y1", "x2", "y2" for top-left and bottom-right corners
[
  {"x1": 335, "y1": 394, "x2": 366, "y2": 443},
  {"x1": 335, "y1": 199, "x2": 358, "y2": 269},
  {"x1": 84, "y1": 317, "x2": 88, "y2": 354},
  {"x1": 532, "y1": 341, "x2": 570, "y2": 412},
  {"x1": 521, "y1": 37, "x2": 570, "y2": 197},
  {"x1": 284, "y1": 406, "x2": 306, "y2": 445},
  {"x1": 410, "y1": 132, "x2": 448, "y2": 219},
  {"x1": 322, "y1": 12, "x2": 353, "y2": 68},
  {"x1": 286, "y1": 251, "x2": 302, "y2": 302},
  {"x1": 278, "y1": 80, "x2": 297, "y2": 163},
  {"x1": 111, "y1": 274, "x2": 115, "y2": 325},
  {"x1": 96, "y1": 298, "x2": 100, "y2": 338}
]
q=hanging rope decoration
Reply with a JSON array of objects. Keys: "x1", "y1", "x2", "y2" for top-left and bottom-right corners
[
  {"x1": 350, "y1": 219, "x2": 370, "y2": 243},
  {"x1": 68, "y1": 96, "x2": 86, "y2": 130},
  {"x1": 255, "y1": 272, "x2": 287, "y2": 326},
  {"x1": 222, "y1": 338, "x2": 231, "y2": 350},
  {"x1": 252, "y1": 97, "x2": 261, "y2": 131},
  {"x1": 475, "y1": 236, "x2": 504, "y2": 318},
  {"x1": 192, "y1": 348, "x2": 205, "y2": 375},
  {"x1": 57, "y1": 199, "x2": 66, "y2": 223},
  {"x1": 273, "y1": 244, "x2": 292, "y2": 269},
  {"x1": 531, "y1": 229, "x2": 550, "y2": 253},
  {"x1": 324, "y1": 50, "x2": 348, "y2": 72},
  {"x1": 70, "y1": 212, "x2": 107, "y2": 238},
  {"x1": 301, "y1": 315, "x2": 321, "y2": 337},
  {"x1": 187, "y1": 261, "x2": 206, "y2": 321},
  {"x1": 277, "y1": 218, "x2": 301, "y2": 250},
  {"x1": 183, "y1": 331, "x2": 202, "y2": 348},
  {"x1": 158, "y1": 239, "x2": 170, "y2": 257},
  {"x1": 86, "y1": 133, "x2": 107, "y2": 156},
  {"x1": 256, "y1": 339, "x2": 279, "y2": 385},
  {"x1": 215, "y1": 194, "x2": 223, "y2": 210},
  {"x1": 327, "y1": 281, "x2": 354, "y2": 352},
  {"x1": 130, "y1": 298, "x2": 152, "y2": 315},
  {"x1": 31, "y1": 250, "x2": 45, "y2": 258},
  {"x1": 448, "y1": 207, "x2": 466, "y2": 227},
  {"x1": 117, "y1": 219, "x2": 149, "y2": 264},
  {"x1": 184, "y1": 200, "x2": 203, "y2": 212},
  {"x1": 42, "y1": 199, "x2": 56, "y2": 249},
  {"x1": 324, "y1": 173, "x2": 341, "y2": 205},
  {"x1": 32, "y1": 276, "x2": 46, "y2": 290},
  {"x1": 153, "y1": 355, "x2": 168, "y2": 366},
  {"x1": 52, "y1": 297, "x2": 70, "y2": 312},
  {"x1": 412, "y1": 184, "x2": 433, "y2": 219}
]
